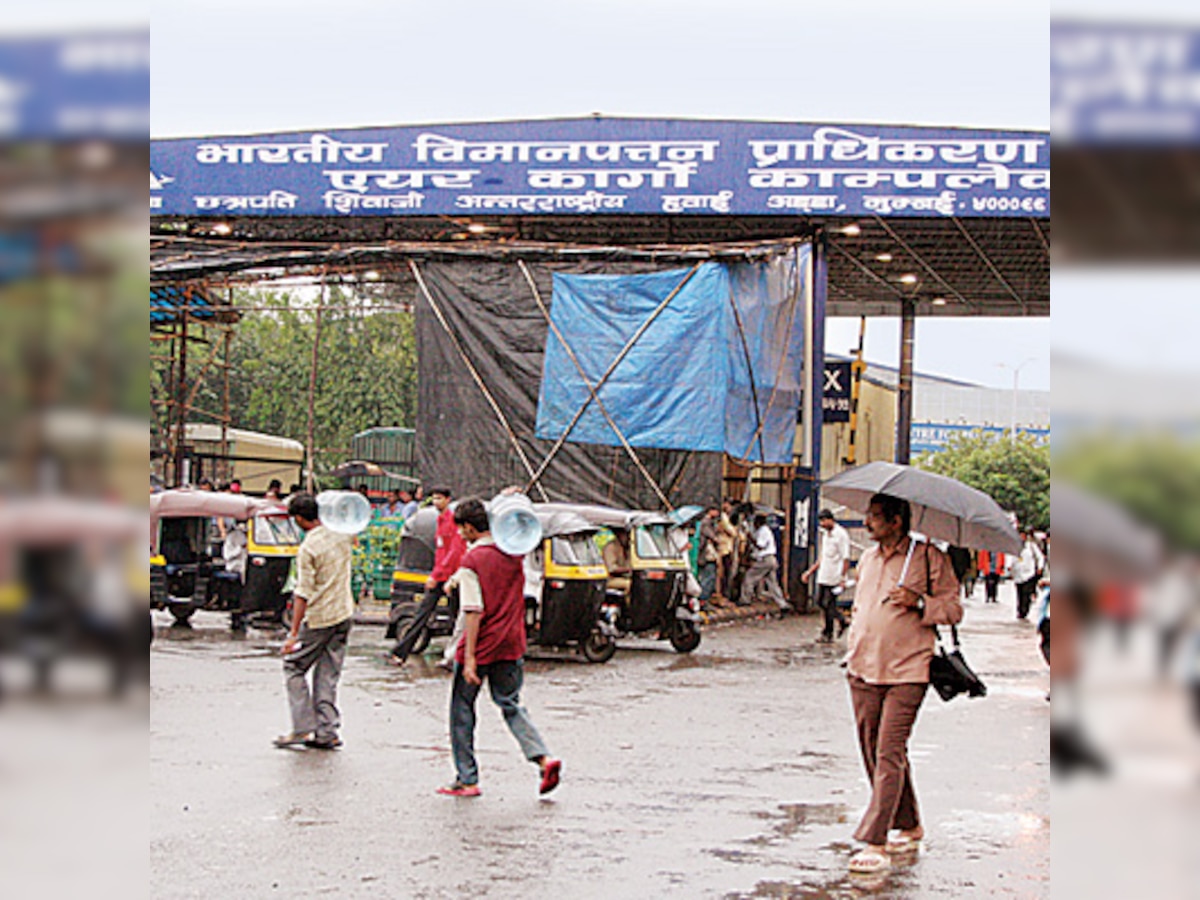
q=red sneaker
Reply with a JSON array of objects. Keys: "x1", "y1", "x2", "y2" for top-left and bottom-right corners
[
  {"x1": 436, "y1": 781, "x2": 481, "y2": 797},
  {"x1": 539, "y1": 758, "x2": 562, "y2": 795}
]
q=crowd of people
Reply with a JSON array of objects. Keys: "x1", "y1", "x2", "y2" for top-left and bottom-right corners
[
  {"x1": 185, "y1": 472, "x2": 1056, "y2": 872},
  {"x1": 267, "y1": 483, "x2": 1029, "y2": 873}
]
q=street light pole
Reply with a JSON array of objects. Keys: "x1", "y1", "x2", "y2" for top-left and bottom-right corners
[{"x1": 998, "y1": 357, "x2": 1037, "y2": 444}]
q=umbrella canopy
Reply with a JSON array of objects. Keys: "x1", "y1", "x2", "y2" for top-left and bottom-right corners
[
  {"x1": 822, "y1": 461, "x2": 1022, "y2": 554},
  {"x1": 328, "y1": 460, "x2": 419, "y2": 484},
  {"x1": 1050, "y1": 482, "x2": 1160, "y2": 583}
]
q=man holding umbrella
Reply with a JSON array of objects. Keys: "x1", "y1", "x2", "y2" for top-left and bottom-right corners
[
  {"x1": 822, "y1": 462, "x2": 1023, "y2": 873},
  {"x1": 842, "y1": 492, "x2": 962, "y2": 873}
]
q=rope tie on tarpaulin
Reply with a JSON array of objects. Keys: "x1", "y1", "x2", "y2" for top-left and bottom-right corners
[
  {"x1": 522, "y1": 261, "x2": 703, "y2": 497},
  {"x1": 407, "y1": 259, "x2": 550, "y2": 503},
  {"x1": 517, "y1": 259, "x2": 673, "y2": 511}
]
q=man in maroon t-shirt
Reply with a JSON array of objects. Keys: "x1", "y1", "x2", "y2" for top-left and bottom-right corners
[{"x1": 437, "y1": 498, "x2": 561, "y2": 798}]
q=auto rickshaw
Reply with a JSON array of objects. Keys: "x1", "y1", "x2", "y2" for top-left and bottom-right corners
[
  {"x1": 235, "y1": 511, "x2": 304, "y2": 628},
  {"x1": 0, "y1": 497, "x2": 148, "y2": 694},
  {"x1": 526, "y1": 508, "x2": 614, "y2": 663},
  {"x1": 150, "y1": 489, "x2": 294, "y2": 627},
  {"x1": 537, "y1": 503, "x2": 703, "y2": 653},
  {"x1": 384, "y1": 506, "x2": 455, "y2": 652}
]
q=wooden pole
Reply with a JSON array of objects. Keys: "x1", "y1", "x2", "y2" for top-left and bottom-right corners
[{"x1": 305, "y1": 280, "x2": 326, "y2": 492}]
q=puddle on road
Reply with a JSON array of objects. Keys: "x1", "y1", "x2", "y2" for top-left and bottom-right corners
[
  {"x1": 768, "y1": 646, "x2": 844, "y2": 667},
  {"x1": 748, "y1": 751, "x2": 840, "y2": 776},
  {"x1": 731, "y1": 871, "x2": 909, "y2": 899},
  {"x1": 939, "y1": 808, "x2": 1049, "y2": 849},
  {"x1": 750, "y1": 802, "x2": 851, "y2": 841},
  {"x1": 658, "y1": 653, "x2": 744, "y2": 671}
]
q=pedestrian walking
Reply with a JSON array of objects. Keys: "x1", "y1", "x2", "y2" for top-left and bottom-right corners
[
  {"x1": 1011, "y1": 530, "x2": 1044, "y2": 620},
  {"x1": 977, "y1": 549, "x2": 1005, "y2": 603},
  {"x1": 801, "y1": 509, "x2": 851, "y2": 641},
  {"x1": 739, "y1": 514, "x2": 792, "y2": 612},
  {"x1": 843, "y1": 493, "x2": 962, "y2": 874},
  {"x1": 274, "y1": 492, "x2": 355, "y2": 750},
  {"x1": 438, "y1": 499, "x2": 561, "y2": 798},
  {"x1": 389, "y1": 486, "x2": 466, "y2": 664}
]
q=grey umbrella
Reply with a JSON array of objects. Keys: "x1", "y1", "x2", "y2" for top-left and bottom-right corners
[
  {"x1": 822, "y1": 461, "x2": 1022, "y2": 553},
  {"x1": 1050, "y1": 482, "x2": 1160, "y2": 583}
]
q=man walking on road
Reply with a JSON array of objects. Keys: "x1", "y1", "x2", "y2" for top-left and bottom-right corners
[
  {"x1": 978, "y1": 549, "x2": 1005, "y2": 603},
  {"x1": 1011, "y1": 530, "x2": 1044, "y2": 620},
  {"x1": 390, "y1": 486, "x2": 466, "y2": 664},
  {"x1": 275, "y1": 492, "x2": 355, "y2": 750},
  {"x1": 844, "y1": 493, "x2": 962, "y2": 874},
  {"x1": 802, "y1": 509, "x2": 851, "y2": 641},
  {"x1": 739, "y1": 514, "x2": 792, "y2": 612},
  {"x1": 438, "y1": 499, "x2": 560, "y2": 798}
]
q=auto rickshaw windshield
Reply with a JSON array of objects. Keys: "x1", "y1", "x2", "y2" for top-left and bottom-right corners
[
  {"x1": 634, "y1": 524, "x2": 678, "y2": 560},
  {"x1": 252, "y1": 515, "x2": 303, "y2": 546},
  {"x1": 550, "y1": 533, "x2": 604, "y2": 567}
]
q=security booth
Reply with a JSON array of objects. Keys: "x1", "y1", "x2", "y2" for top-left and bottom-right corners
[{"x1": 151, "y1": 117, "x2": 1049, "y2": 597}]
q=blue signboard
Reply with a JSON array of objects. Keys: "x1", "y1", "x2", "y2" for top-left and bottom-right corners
[
  {"x1": 911, "y1": 422, "x2": 1050, "y2": 455},
  {"x1": 1052, "y1": 21, "x2": 1200, "y2": 144},
  {"x1": 0, "y1": 31, "x2": 149, "y2": 140},
  {"x1": 822, "y1": 361, "x2": 852, "y2": 424},
  {"x1": 150, "y1": 118, "x2": 1048, "y2": 219}
]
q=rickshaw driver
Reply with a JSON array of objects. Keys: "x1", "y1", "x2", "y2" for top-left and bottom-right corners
[{"x1": 602, "y1": 529, "x2": 632, "y2": 594}]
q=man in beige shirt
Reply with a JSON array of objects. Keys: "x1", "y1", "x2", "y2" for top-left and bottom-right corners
[
  {"x1": 844, "y1": 492, "x2": 962, "y2": 874},
  {"x1": 275, "y1": 493, "x2": 355, "y2": 751}
]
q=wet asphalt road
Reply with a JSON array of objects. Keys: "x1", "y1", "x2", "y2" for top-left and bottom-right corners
[{"x1": 150, "y1": 585, "x2": 1048, "y2": 899}]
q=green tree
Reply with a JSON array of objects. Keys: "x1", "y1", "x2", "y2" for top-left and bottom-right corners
[
  {"x1": 1055, "y1": 435, "x2": 1200, "y2": 553},
  {"x1": 915, "y1": 430, "x2": 1049, "y2": 532},
  {"x1": 177, "y1": 286, "x2": 418, "y2": 473}
]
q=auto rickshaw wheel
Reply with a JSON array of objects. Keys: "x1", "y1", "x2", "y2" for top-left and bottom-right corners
[
  {"x1": 581, "y1": 629, "x2": 617, "y2": 664},
  {"x1": 169, "y1": 604, "x2": 196, "y2": 626},
  {"x1": 668, "y1": 618, "x2": 701, "y2": 653}
]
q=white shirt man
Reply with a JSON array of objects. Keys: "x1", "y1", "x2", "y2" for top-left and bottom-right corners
[
  {"x1": 817, "y1": 521, "x2": 851, "y2": 588},
  {"x1": 803, "y1": 510, "x2": 852, "y2": 641},
  {"x1": 739, "y1": 516, "x2": 790, "y2": 612}
]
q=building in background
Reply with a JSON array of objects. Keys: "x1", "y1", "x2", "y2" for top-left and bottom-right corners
[{"x1": 821, "y1": 354, "x2": 1049, "y2": 473}]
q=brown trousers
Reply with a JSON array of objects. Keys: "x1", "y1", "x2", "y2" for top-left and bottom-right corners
[{"x1": 848, "y1": 675, "x2": 928, "y2": 846}]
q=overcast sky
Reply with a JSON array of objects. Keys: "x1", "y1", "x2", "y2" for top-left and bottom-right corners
[{"x1": 147, "y1": 0, "x2": 1055, "y2": 390}]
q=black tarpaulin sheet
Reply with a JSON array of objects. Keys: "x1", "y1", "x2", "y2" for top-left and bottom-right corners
[{"x1": 415, "y1": 260, "x2": 723, "y2": 509}]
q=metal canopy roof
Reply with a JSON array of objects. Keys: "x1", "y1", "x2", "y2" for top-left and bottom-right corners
[{"x1": 151, "y1": 212, "x2": 1048, "y2": 318}]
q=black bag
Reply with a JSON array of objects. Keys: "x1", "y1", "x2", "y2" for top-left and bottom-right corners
[{"x1": 929, "y1": 625, "x2": 987, "y2": 702}]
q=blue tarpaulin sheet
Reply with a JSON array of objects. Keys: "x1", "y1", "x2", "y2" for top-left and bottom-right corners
[{"x1": 535, "y1": 249, "x2": 808, "y2": 464}]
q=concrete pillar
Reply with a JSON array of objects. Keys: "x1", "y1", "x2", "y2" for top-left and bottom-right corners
[{"x1": 895, "y1": 296, "x2": 916, "y2": 464}]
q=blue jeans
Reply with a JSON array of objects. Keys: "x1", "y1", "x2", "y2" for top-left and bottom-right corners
[{"x1": 450, "y1": 658, "x2": 549, "y2": 786}]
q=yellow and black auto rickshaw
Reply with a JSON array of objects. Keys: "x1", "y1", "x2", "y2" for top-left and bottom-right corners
[
  {"x1": 150, "y1": 489, "x2": 297, "y2": 628},
  {"x1": 536, "y1": 503, "x2": 703, "y2": 654},
  {"x1": 526, "y1": 508, "x2": 614, "y2": 663}
]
